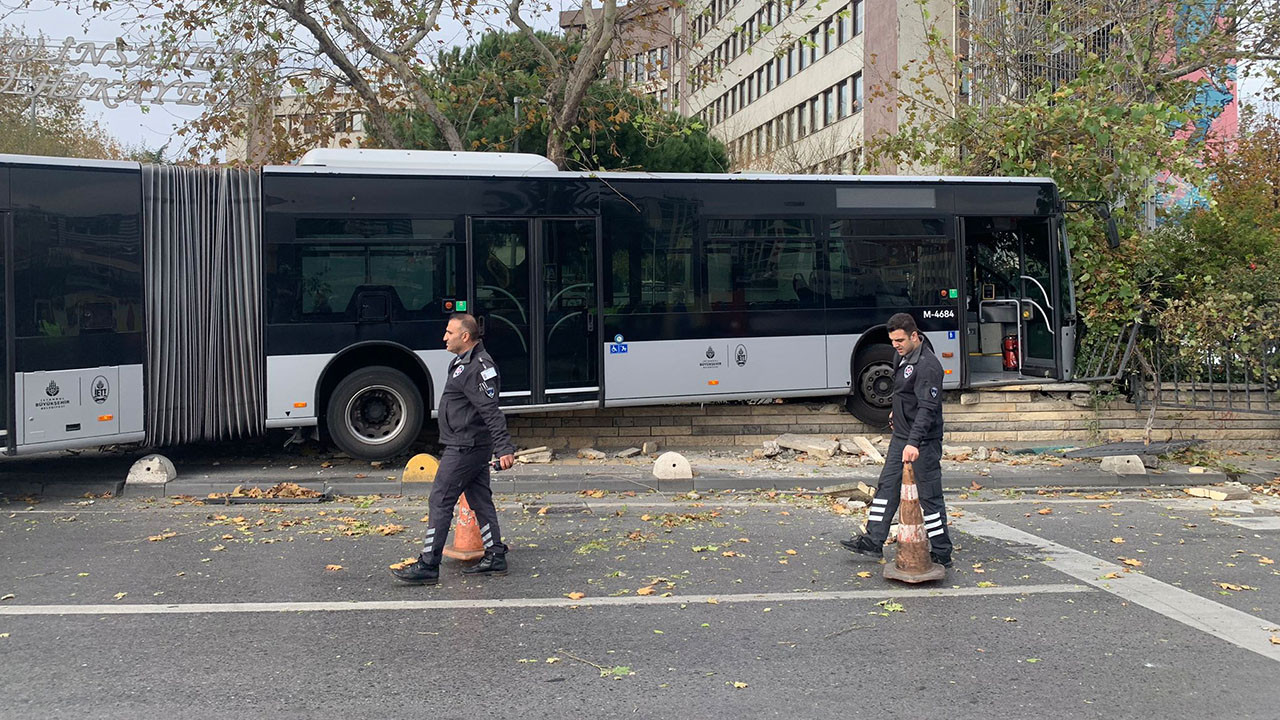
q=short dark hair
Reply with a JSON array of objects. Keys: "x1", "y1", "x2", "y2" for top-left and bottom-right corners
[
  {"x1": 886, "y1": 312, "x2": 919, "y2": 336},
  {"x1": 450, "y1": 312, "x2": 480, "y2": 338}
]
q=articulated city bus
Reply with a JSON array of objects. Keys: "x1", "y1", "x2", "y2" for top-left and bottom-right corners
[{"x1": 0, "y1": 149, "x2": 1078, "y2": 460}]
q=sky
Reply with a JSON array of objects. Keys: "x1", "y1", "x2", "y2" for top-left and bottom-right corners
[{"x1": 3, "y1": 1, "x2": 1276, "y2": 156}]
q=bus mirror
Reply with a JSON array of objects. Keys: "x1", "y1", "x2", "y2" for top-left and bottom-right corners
[{"x1": 1105, "y1": 216, "x2": 1120, "y2": 249}]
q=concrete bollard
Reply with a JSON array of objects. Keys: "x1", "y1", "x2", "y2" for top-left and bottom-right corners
[
  {"x1": 126, "y1": 454, "x2": 177, "y2": 486},
  {"x1": 652, "y1": 451, "x2": 693, "y2": 480}
]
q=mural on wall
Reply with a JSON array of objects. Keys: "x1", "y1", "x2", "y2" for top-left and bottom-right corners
[{"x1": 1157, "y1": 3, "x2": 1239, "y2": 211}]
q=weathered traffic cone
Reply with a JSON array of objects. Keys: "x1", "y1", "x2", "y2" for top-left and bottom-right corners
[
  {"x1": 883, "y1": 462, "x2": 946, "y2": 583},
  {"x1": 443, "y1": 495, "x2": 486, "y2": 562}
]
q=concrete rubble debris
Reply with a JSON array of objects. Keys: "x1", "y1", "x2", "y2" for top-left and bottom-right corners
[
  {"x1": 838, "y1": 438, "x2": 860, "y2": 456},
  {"x1": 577, "y1": 448, "x2": 606, "y2": 460},
  {"x1": 974, "y1": 446, "x2": 990, "y2": 462},
  {"x1": 1100, "y1": 455, "x2": 1146, "y2": 475},
  {"x1": 615, "y1": 447, "x2": 642, "y2": 459},
  {"x1": 821, "y1": 481, "x2": 875, "y2": 503},
  {"x1": 653, "y1": 451, "x2": 693, "y2": 480},
  {"x1": 759, "y1": 440, "x2": 781, "y2": 458},
  {"x1": 1184, "y1": 483, "x2": 1251, "y2": 501},
  {"x1": 942, "y1": 445, "x2": 974, "y2": 460},
  {"x1": 126, "y1": 454, "x2": 177, "y2": 486},
  {"x1": 516, "y1": 450, "x2": 554, "y2": 464},
  {"x1": 843, "y1": 499, "x2": 867, "y2": 511},
  {"x1": 642, "y1": 441, "x2": 660, "y2": 455},
  {"x1": 852, "y1": 436, "x2": 885, "y2": 464},
  {"x1": 775, "y1": 433, "x2": 839, "y2": 459}
]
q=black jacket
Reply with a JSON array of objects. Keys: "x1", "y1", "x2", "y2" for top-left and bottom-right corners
[
  {"x1": 892, "y1": 341, "x2": 945, "y2": 446},
  {"x1": 437, "y1": 341, "x2": 516, "y2": 456}
]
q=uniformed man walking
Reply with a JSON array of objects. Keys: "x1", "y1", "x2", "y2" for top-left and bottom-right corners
[
  {"x1": 841, "y1": 312, "x2": 953, "y2": 567},
  {"x1": 392, "y1": 313, "x2": 516, "y2": 585}
]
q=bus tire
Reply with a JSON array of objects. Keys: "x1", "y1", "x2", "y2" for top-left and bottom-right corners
[
  {"x1": 847, "y1": 344, "x2": 896, "y2": 429},
  {"x1": 326, "y1": 366, "x2": 424, "y2": 460}
]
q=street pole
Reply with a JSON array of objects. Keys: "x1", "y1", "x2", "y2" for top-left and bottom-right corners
[{"x1": 513, "y1": 96, "x2": 522, "y2": 154}]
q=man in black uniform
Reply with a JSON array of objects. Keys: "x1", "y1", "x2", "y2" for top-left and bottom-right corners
[
  {"x1": 841, "y1": 312, "x2": 953, "y2": 567},
  {"x1": 392, "y1": 313, "x2": 516, "y2": 585}
]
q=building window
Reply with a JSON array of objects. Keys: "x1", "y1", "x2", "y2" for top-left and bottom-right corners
[
  {"x1": 825, "y1": 89, "x2": 835, "y2": 125},
  {"x1": 823, "y1": 20, "x2": 833, "y2": 53},
  {"x1": 766, "y1": 61, "x2": 775, "y2": 91},
  {"x1": 852, "y1": 0, "x2": 864, "y2": 36},
  {"x1": 798, "y1": 103, "x2": 809, "y2": 137},
  {"x1": 838, "y1": 82, "x2": 849, "y2": 118},
  {"x1": 810, "y1": 30, "x2": 820, "y2": 63},
  {"x1": 852, "y1": 71, "x2": 863, "y2": 112},
  {"x1": 838, "y1": 9, "x2": 849, "y2": 44}
]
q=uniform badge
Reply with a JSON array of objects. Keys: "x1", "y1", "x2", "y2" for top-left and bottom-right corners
[
  {"x1": 479, "y1": 381, "x2": 495, "y2": 399},
  {"x1": 903, "y1": 365, "x2": 914, "y2": 379},
  {"x1": 930, "y1": 386, "x2": 938, "y2": 398},
  {"x1": 452, "y1": 365, "x2": 464, "y2": 378}
]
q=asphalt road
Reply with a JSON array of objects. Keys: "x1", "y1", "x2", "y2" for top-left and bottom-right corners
[{"x1": 1, "y1": 488, "x2": 1278, "y2": 719}]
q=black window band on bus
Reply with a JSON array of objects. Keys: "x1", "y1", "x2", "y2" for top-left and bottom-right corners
[
  {"x1": 265, "y1": 217, "x2": 461, "y2": 324},
  {"x1": 826, "y1": 217, "x2": 955, "y2": 310},
  {"x1": 705, "y1": 218, "x2": 820, "y2": 312},
  {"x1": 836, "y1": 187, "x2": 937, "y2": 209}
]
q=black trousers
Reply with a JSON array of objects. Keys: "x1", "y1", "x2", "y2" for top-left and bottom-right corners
[
  {"x1": 864, "y1": 435, "x2": 953, "y2": 557},
  {"x1": 421, "y1": 446, "x2": 506, "y2": 563}
]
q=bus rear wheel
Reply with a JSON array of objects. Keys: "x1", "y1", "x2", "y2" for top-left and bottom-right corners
[
  {"x1": 326, "y1": 366, "x2": 424, "y2": 460},
  {"x1": 847, "y1": 344, "x2": 896, "y2": 428}
]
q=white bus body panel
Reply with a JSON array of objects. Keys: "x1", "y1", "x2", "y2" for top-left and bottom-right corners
[
  {"x1": 265, "y1": 350, "x2": 456, "y2": 425},
  {"x1": 13, "y1": 364, "x2": 143, "y2": 450},
  {"x1": 603, "y1": 336, "x2": 828, "y2": 401}
]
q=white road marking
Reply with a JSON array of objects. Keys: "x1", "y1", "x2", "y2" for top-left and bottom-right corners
[
  {"x1": 1215, "y1": 517, "x2": 1280, "y2": 531},
  {"x1": 955, "y1": 511, "x2": 1280, "y2": 663},
  {"x1": 0, "y1": 583, "x2": 1090, "y2": 617}
]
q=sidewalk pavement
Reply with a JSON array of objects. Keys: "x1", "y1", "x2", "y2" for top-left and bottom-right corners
[{"x1": 4, "y1": 438, "x2": 1263, "y2": 499}]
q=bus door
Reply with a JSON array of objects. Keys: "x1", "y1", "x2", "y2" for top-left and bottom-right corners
[
  {"x1": 961, "y1": 216, "x2": 1061, "y2": 380},
  {"x1": 468, "y1": 217, "x2": 600, "y2": 406},
  {"x1": 1, "y1": 211, "x2": 10, "y2": 449}
]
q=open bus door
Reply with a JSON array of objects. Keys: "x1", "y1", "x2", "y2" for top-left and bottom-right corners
[
  {"x1": 961, "y1": 216, "x2": 1063, "y2": 383},
  {"x1": 468, "y1": 217, "x2": 601, "y2": 407}
]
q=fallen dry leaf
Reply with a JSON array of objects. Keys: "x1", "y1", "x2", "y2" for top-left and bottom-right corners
[
  {"x1": 970, "y1": 480, "x2": 983, "y2": 491},
  {"x1": 1271, "y1": 635, "x2": 1280, "y2": 645},
  {"x1": 636, "y1": 587, "x2": 656, "y2": 596},
  {"x1": 388, "y1": 557, "x2": 418, "y2": 570},
  {"x1": 721, "y1": 550, "x2": 739, "y2": 557},
  {"x1": 1102, "y1": 572, "x2": 1122, "y2": 580},
  {"x1": 1120, "y1": 558, "x2": 1143, "y2": 567},
  {"x1": 1111, "y1": 537, "x2": 1125, "y2": 544},
  {"x1": 566, "y1": 591, "x2": 586, "y2": 600},
  {"x1": 640, "y1": 514, "x2": 653, "y2": 522},
  {"x1": 1037, "y1": 508, "x2": 1053, "y2": 515},
  {"x1": 1260, "y1": 557, "x2": 1275, "y2": 565},
  {"x1": 856, "y1": 571, "x2": 872, "y2": 578},
  {"x1": 1098, "y1": 503, "x2": 1113, "y2": 509},
  {"x1": 729, "y1": 681, "x2": 748, "y2": 689},
  {"x1": 537, "y1": 506, "x2": 550, "y2": 516},
  {"x1": 785, "y1": 549, "x2": 797, "y2": 555},
  {"x1": 113, "y1": 592, "x2": 127, "y2": 600},
  {"x1": 325, "y1": 564, "x2": 344, "y2": 571},
  {"x1": 147, "y1": 532, "x2": 177, "y2": 542},
  {"x1": 373, "y1": 524, "x2": 407, "y2": 536},
  {"x1": 707, "y1": 597, "x2": 720, "y2": 605}
]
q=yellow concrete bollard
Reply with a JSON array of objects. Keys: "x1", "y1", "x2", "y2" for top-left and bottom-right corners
[{"x1": 402, "y1": 453, "x2": 439, "y2": 483}]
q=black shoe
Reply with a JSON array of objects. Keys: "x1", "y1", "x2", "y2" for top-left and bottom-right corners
[
  {"x1": 839, "y1": 535, "x2": 883, "y2": 559},
  {"x1": 461, "y1": 552, "x2": 508, "y2": 577},
  {"x1": 930, "y1": 552, "x2": 954, "y2": 568},
  {"x1": 390, "y1": 558, "x2": 440, "y2": 585}
]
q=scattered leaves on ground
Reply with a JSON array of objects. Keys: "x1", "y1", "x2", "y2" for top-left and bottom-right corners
[
  {"x1": 325, "y1": 564, "x2": 343, "y2": 571},
  {"x1": 977, "y1": 581, "x2": 998, "y2": 588},
  {"x1": 147, "y1": 531, "x2": 177, "y2": 542}
]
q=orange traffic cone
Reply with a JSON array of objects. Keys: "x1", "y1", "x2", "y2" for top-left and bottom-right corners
[
  {"x1": 443, "y1": 495, "x2": 486, "y2": 562},
  {"x1": 883, "y1": 462, "x2": 946, "y2": 583}
]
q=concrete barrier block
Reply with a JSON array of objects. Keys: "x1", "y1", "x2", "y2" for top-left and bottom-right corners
[
  {"x1": 1100, "y1": 455, "x2": 1147, "y2": 475},
  {"x1": 653, "y1": 451, "x2": 693, "y2": 480},
  {"x1": 126, "y1": 455, "x2": 176, "y2": 486}
]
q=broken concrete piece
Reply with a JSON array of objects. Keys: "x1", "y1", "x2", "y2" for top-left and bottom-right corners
[
  {"x1": 775, "y1": 433, "x2": 839, "y2": 459},
  {"x1": 974, "y1": 446, "x2": 990, "y2": 462},
  {"x1": 1184, "y1": 484, "x2": 1250, "y2": 501},
  {"x1": 821, "y1": 482, "x2": 874, "y2": 502},
  {"x1": 653, "y1": 451, "x2": 693, "y2": 480},
  {"x1": 843, "y1": 499, "x2": 867, "y2": 511},
  {"x1": 1188, "y1": 466, "x2": 1207, "y2": 474},
  {"x1": 577, "y1": 448, "x2": 606, "y2": 460},
  {"x1": 516, "y1": 450, "x2": 553, "y2": 464},
  {"x1": 942, "y1": 445, "x2": 974, "y2": 460},
  {"x1": 126, "y1": 454, "x2": 176, "y2": 485},
  {"x1": 852, "y1": 436, "x2": 885, "y2": 464},
  {"x1": 616, "y1": 447, "x2": 642, "y2": 459},
  {"x1": 1100, "y1": 455, "x2": 1146, "y2": 475},
  {"x1": 760, "y1": 440, "x2": 781, "y2": 458},
  {"x1": 642, "y1": 441, "x2": 660, "y2": 455},
  {"x1": 838, "y1": 438, "x2": 860, "y2": 456}
]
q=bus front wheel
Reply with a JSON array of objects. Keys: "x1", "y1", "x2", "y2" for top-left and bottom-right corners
[
  {"x1": 326, "y1": 366, "x2": 424, "y2": 460},
  {"x1": 847, "y1": 344, "x2": 896, "y2": 428}
]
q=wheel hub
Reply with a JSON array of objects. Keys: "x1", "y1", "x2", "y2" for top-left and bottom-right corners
[
  {"x1": 345, "y1": 385, "x2": 407, "y2": 444},
  {"x1": 859, "y1": 363, "x2": 895, "y2": 409}
]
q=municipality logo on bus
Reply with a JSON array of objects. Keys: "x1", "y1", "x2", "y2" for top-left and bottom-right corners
[
  {"x1": 46, "y1": 380, "x2": 60, "y2": 397},
  {"x1": 92, "y1": 375, "x2": 110, "y2": 404},
  {"x1": 735, "y1": 344, "x2": 748, "y2": 367}
]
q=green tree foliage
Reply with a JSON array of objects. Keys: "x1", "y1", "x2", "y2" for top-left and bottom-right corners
[
  {"x1": 869, "y1": 0, "x2": 1279, "y2": 343},
  {"x1": 390, "y1": 31, "x2": 726, "y2": 173},
  {"x1": 0, "y1": 55, "x2": 124, "y2": 159}
]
